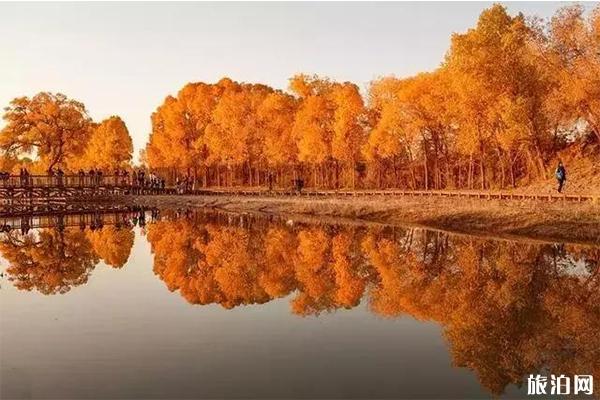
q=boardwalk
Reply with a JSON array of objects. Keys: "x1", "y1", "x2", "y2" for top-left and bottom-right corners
[
  {"x1": 0, "y1": 205, "x2": 153, "y2": 233},
  {"x1": 0, "y1": 174, "x2": 597, "y2": 203},
  {"x1": 0, "y1": 202, "x2": 146, "y2": 218},
  {"x1": 169, "y1": 188, "x2": 599, "y2": 203},
  {"x1": 0, "y1": 174, "x2": 162, "y2": 203}
]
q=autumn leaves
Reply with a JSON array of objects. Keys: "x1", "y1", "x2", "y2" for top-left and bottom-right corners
[
  {"x1": 81, "y1": 117, "x2": 133, "y2": 171},
  {"x1": 0, "y1": 93, "x2": 133, "y2": 173},
  {"x1": 1, "y1": 226, "x2": 134, "y2": 295},
  {"x1": 146, "y1": 4, "x2": 600, "y2": 190},
  {"x1": 145, "y1": 77, "x2": 365, "y2": 188},
  {"x1": 1, "y1": 5, "x2": 598, "y2": 191}
]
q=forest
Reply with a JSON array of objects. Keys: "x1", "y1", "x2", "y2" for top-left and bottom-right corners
[
  {"x1": 1, "y1": 4, "x2": 599, "y2": 191},
  {"x1": 145, "y1": 4, "x2": 600, "y2": 190}
]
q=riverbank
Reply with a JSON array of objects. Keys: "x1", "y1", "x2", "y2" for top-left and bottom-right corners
[{"x1": 128, "y1": 194, "x2": 600, "y2": 245}]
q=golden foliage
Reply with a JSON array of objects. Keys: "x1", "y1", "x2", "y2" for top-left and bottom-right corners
[
  {"x1": 86, "y1": 226, "x2": 134, "y2": 268},
  {"x1": 0, "y1": 93, "x2": 92, "y2": 171},
  {"x1": 0, "y1": 228, "x2": 99, "y2": 294},
  {"x1": 142, "y1": 4, "x2": 599, "y2": 190},
  {"x1": 77, "y1": 116, "x2": 133, "y2": 170},
  {"x1": 0, "y1": 93, "x2": 132, "y2": 172}
]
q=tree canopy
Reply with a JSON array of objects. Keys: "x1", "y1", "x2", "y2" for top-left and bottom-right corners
[
  {"x1": 144, "y1": 4, "x2": 599, "y2": 190},
  {"x1": 0, "y1": 93, "x2": 133, "y2": 173}
]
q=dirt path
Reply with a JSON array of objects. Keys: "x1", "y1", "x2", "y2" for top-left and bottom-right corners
[{"x1": 127, "y1": 194, "x2": 600, "y2": 246}]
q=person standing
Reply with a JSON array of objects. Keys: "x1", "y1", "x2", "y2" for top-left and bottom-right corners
[
  {"x1": 555, "y1": 161, "x2": 567, "y2": 193},
  {"x1": 78, "y1": 169, "x2": 85, "y2": 187},
  {"x1": 56, "y1": 168, "x2": 64, "y2": 187}
]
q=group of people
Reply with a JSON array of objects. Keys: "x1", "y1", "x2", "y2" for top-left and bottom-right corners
[
  {"x1": 47, "y1": 167, "x2": 66, "y2": 186},
  {"x1": 175, "y1": 176, "x2": 194, "y2": 194},
  {"x1": 77, "y1": 169, "x2": 106, "y2": 186},
  {"x1": 175, "y1": 175, "x2": 200, "y2": 194},
  {"x1": 142, "y1": 172, "x2": 166, "y2": 190},
  {"x1": 0, "y1": 163, "x2": 570, "y2": 194},
  {"x1": 129, "y1": 170, "x2": 165, "y2": 194},
  {"x1": 51, "y1": 168, "x2": 166, "y2": 190},
  {"x1": 0, "y1": 171, "x2": 12, "y2": 183},
  {"x1": 1, "y1": 216, "x2": 33, "y2": 235},
  {"x1": 47, "y1": 167, "x2": 65, "y2": 175},
  {"x1": 0, "y1": 167, "x2": 173, "y2": 193}
]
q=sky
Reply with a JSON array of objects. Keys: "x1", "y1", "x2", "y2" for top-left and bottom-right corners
[{"x1": 0, "y1": 1, "x2": 591, "y2": 161}]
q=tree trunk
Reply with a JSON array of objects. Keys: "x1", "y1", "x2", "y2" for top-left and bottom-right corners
[
  {"x1": 510, "y1": 161, "x2": 515, "y2": 188},
  {"x1": 410, "y1": 165, "x2": 416, "y2": 190},
  {"x1": 468, "y1": 153, "x2": 474, "y2": 190},
  {"x1": 392, "y1": 156, "x2": 399, "y2": 188},
  {"x1": 245, "y1": 161, "x2": 251, "y2": 186},
  {"x1": 499, "y1": 154, "x2": 506, "y2": 189},
  {"x1": 424, "y1": 159, "x2": 429, "y2": 190},
  {"x1": 479, "y1": 147, "x2": 486, "y2": 190}
]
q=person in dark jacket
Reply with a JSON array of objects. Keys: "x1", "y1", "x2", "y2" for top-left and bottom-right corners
[{"x1": 555, "y1": 161, "x2": 567, "y2": 193}]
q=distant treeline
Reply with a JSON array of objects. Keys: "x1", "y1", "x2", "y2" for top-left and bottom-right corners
[{"x1": 145, "y1": 4, "x2": 600, "y2": 189}]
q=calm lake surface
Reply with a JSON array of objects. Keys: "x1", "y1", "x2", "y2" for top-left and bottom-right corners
[{"x1": 1, "y1": 209, "x2": 598, "y2": 399}]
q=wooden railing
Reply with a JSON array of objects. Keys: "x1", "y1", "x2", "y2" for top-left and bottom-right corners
[
  {"x1": 0, "y1": 174, "x2": 596, "y2": 203},
  {"x1": 0, "y1": 206, "x2": 151, "y2": 231},
  {"x1": 0, "y1": 174, "x2": 133, "y2": 188},
  {"x1": 0, "y1": 174, "x2": 165, "y2": 200},
  {"x1": 179, "y1": 188, "x2": 599, "y2": 202}
]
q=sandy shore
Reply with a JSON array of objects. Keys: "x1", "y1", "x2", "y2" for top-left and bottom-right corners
[{"x1": 126, "y1": 194, "x2": 600, "y2": 245}]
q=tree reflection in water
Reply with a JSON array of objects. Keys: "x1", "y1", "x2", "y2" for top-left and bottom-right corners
[
  {"x1": 0, "y1": 214, "x2": 137, "y2": 294},
  {"x1": 147, "y1": 211, "x2": 599, "y2": 396},
  {"x1": 0, "y1": 229, "x2": 99, "y2": 295},
  {"x1": 86, "y1": 226, "x2": 135, "y2": 269},
  {"x1": 1, "y1": 209, "x2": 598, "y2": 396}
]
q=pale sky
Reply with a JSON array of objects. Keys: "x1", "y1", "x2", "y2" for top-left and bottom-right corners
[{"x1": 0, "y1": 2, "x2": 591, "y2": 160}]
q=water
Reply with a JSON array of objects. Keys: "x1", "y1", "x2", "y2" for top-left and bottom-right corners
[{"x1": 1, "y1": 209, "x2": 599, "y2": 399}]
